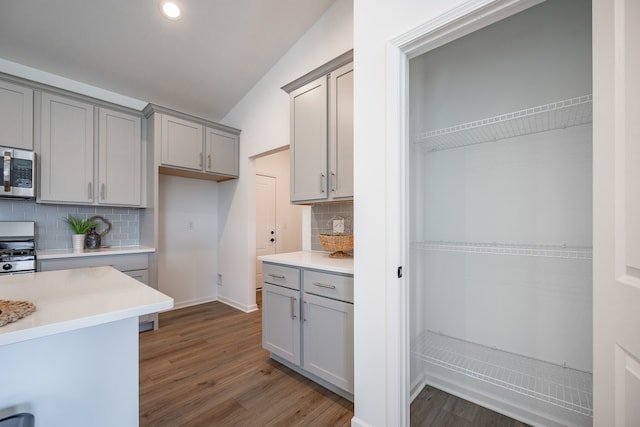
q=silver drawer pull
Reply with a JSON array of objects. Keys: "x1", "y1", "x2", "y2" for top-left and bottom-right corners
[
  {"x1": 313, "y1": 282, "x2": 336, "y2": 289},
  {"x1": 268, "y1": 273, "x2": 286, "y2": 279}
]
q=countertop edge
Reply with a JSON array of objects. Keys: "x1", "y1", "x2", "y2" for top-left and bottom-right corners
[
  {"x1": 0, "y1": 299, "x2": 173, "y2": 347},
  {"x1": 258, "y1": 251, "x2": 354, "y2": 275},
  {"x1": 37, "y1": 246, "x2": 156, "y2": 260}
]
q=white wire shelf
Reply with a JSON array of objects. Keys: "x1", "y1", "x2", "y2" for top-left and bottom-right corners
[
  {"x1": 412, "y1": 330, "x2": 593, "y2": 417},
  {"x1": 412, "y1": 94, "x2": 593, "y2": 152},
  {"x1": 413, "y1": 240, "x2": 592, "y2": 260}
]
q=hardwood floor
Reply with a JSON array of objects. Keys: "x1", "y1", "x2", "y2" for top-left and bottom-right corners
[
  {"x1": 410, "y1": 385, "x2": 530, "y2": 427},
  {"x1": 139, "y1": 301, "x2": 353, "y2": 426},
  {"x1": 140, "y1": 299, "x2": 529, "y2": 426}
]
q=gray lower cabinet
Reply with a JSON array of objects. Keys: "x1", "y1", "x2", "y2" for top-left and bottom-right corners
[
  {"x1": 37, "y1": 253, "x2": 157, "y2": 332},
  {"x1": 262, "y1": 262, "x2": 354, "y2": 399},
  {"x1": 302, "y1": 270, "x2": 354, "y2": 394}
]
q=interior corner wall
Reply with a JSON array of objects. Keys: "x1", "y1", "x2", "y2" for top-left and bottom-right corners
[
  {"x1": 158, "y1": 174, "x2": 219, "y2": 309},
  {"x1": 216, "y1": 0, "x2": 353, "y2": 312}
]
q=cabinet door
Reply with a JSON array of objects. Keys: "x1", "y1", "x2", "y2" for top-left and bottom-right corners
[
  {"x1": 328, "y1": 62, "x2": 354, "y2": 200},
  {"x1": 0, "y1": 80, "x2": 33, "y2": 150},
  {"x1": 161, "y1": 114, "x2": 203, "y2": 171},
  {"x1": 290, "y1": 75, "x2": 328, "y2": 202},
  {"x1": 302, "y1": 292, "x2": 354, "y2": 393},
  {"x1": 205, "y1": 127, "x2": 239, "y2": 177},
  {"x1": 98, "y1": 108, "x2": 142, "y2": 206},
  {"x1": 40, "y1": 93, "x2": 94, "y2": 203},
  {"x1": 262, "y1": 283, "x2": 300, "y2": 365}
]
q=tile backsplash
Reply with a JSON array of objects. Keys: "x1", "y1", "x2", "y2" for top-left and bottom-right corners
[
  {"x1": 310, "y1": 201, "x2": 354, "y2": 252},
  {"x1": 0, "y1": 200, "x2": 140, "y2": 250}
]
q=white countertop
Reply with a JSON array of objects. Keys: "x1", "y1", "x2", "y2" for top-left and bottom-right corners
[
  {"x1": 37, "y1": 245, "x2": 155, "y2": 260},
  {"x1": 0, "y1": 266, "x2": 173, "y2": 346},
  {"x1": 258, "y1": 251, "x2": 354, "y2": 275}
]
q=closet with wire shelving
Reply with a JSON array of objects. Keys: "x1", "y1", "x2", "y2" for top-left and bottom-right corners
[{"x1": 408, "y1": 0, "x2": 593, "y2": 426}]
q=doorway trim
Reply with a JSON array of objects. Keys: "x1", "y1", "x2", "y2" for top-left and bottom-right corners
[{"x1": 384, "y1": 0, "x2": 545, "y2": 424}]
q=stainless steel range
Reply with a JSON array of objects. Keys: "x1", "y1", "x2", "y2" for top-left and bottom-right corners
[{"x1": 0, "y1": 221, "x2": 36, "y2": 274}]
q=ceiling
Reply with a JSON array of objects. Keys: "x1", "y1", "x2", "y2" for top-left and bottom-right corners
[{"x1": 0, "y1": 0, "x2": 336, "y2": 121}]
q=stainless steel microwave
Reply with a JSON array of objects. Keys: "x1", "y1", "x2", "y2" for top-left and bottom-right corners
[{"x1": 0, "y1": 147, "x2": 36, "y2": 199}]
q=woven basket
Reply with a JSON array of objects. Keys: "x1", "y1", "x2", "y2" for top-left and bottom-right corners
[
  {"x1": 0, "y1": 300, "x2": 36, "y2": 327},
  {"x1": 318, "y1": 234, "x2": 353, "y2": 258}
]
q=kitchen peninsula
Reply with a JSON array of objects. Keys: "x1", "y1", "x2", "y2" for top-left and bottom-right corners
[{"x1": 0, "y1": 267, "x2": 173, "y2": 427}]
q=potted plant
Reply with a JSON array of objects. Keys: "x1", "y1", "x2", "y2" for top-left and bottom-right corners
[{"x1": 64, "y1": 215, "x2": 97, "y2": 252}]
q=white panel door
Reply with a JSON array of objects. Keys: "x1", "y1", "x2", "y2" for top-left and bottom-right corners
[
  {"x1": 256, "y1": 174, "x2": 276, "y2": 289},
  {"x1": 593, "y1": 0, "x2": 640, "y2": 425}
]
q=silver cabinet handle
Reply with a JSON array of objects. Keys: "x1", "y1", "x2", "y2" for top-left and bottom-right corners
[
  {"x1": 88, "y1": 182, "x2": 93, "y2": 199},
  {"x1": 3, "y1": 151, "x2": 10, "y2": 192},
  {"x1": 330, "y1": 171, "x2": 336, "y2": 192},
  {"x1": 320, "y1": 173, "x2": 326, "y2": 193},
  {"x1": 313, "y1": 282, "x2": 336, "y2": 289},
  {"x1": 207, "y1": 154, "x2": 212, "y2": 169},
  {"x1": 268, "y1": 273, "x2": 286, "y2": 279},
  {"x1": 303, "y1": 301, "x2": 307, "y2": 322},
  {"x1": 101, "y1": 183, "x2": 105, "y2": 200},
  {"x1": 290, "y1": 296, "x2": 296, "y2": 319},
  {"x1": 199, "y1": 153, "x2": 203, "y2": 167}
]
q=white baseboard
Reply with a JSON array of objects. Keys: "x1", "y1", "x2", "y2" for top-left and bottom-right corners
[
  {"x1": 172, "y1": 296, "x2": 218, "y2": 310},
  {"x1": 350, "y1": 417, "x2": 373, "y2": 427},
  {"x1": 218, "y1": 295, "x2": 259, "y2": 313}
]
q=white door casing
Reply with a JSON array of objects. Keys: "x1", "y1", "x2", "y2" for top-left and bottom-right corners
[
  {"x1": 593, "y1": 0, "x2": 640, "y2": 425},
  {"x1": 256, "y1": 174, "x2": 277, "y2": 289}
]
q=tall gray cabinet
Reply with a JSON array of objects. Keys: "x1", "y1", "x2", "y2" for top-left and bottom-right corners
[{"x1": 283, "y1": 51, "x2": 353, "y2": 204}]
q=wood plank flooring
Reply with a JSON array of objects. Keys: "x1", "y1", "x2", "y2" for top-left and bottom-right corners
[
  {"x1": 139, "y1": 301, "x2": 353, "y2": 426},
  {"x1": 140, "y1": 298, "x2": 530, "y2": 427},
  {"x1": 410, "y1": 385, "x2": 531, "y2": 427}
]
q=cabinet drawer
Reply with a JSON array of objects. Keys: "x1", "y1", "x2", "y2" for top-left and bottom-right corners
[
  {"x1": 39, "y1": 253, "x2": 149, "y2": 272},
  {"x1": 262, "y1": 263, "x2": 300, "y2": 290},
  {"x1": 303, "y1": 270, "x2": 353, "y2": 303}
]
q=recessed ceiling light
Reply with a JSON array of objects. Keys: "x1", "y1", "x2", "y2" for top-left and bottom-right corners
[{"x1": 160, "y1": 1, "x2": 181, "y2": 20}]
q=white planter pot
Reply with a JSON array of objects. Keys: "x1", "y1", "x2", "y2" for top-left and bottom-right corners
[{"x1": 72, "y1": 234, "x2": 85, "y2": 252}]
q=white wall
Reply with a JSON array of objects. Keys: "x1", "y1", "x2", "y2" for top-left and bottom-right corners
[
  {"x1": 158, "y1": 174, "x2": 219, "y2": 309},
  {"x1": 217, "y1": 0, "x2": 353, "y2": 311},
  {"x1": 256, "y1": 149, "x2": 304, "y2": 254},
  {"x1": 352, "y1": 0, "x2": 467, "y2": 426}
]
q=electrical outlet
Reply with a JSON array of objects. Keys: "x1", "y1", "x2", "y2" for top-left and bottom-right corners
[
  {"x1": 217, "y1": 273, "x2": 222, "y2": 286},
  {"x1": 333, "y1": 218, "x2": 345, "y2": 234}
]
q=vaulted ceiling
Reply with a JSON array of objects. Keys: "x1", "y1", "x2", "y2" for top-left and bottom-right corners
[{"x1": 0, "y1": 0, "x2": 336, "y2": 120}]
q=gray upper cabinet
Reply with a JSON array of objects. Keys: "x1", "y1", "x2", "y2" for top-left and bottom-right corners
[
  {"x1": 328, "y1": 62, "x2": 354, "y2": 200},
  {"x1": 150, "y1": 107, "x2": 240, "y2": 181},
  {"x1": 0, "y1": 80, "x2": 33, "y2": 150},
  {"x1": 40, "y1": 93, "x2": 95, "y2": 204},
  {"x1": 290, "y1": 76, "x2": 328, "y2": 202},
  {"x1": 205, "y1": 127, "x2": 239, "y2": 177},
  {"x1": 161, "y1": 114, "x2": 203, "y2": 171},
  {"x1": 285, "y1": 53, "x2": 353, "y2": 204},
  {"x1": 98, "y1": 108, "x2": 142, "y2": 206},
  {"x1": 39, "y1": 92, "x2": 144, "y2": 206}
]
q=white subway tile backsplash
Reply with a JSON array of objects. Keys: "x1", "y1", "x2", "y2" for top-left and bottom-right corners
[{"x1": 0, "y1": 200, "x2": 140, "y2": 250}]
